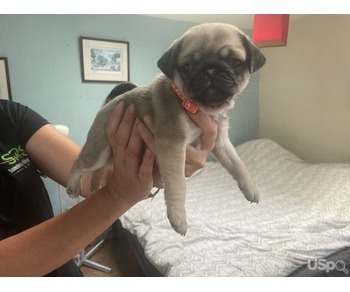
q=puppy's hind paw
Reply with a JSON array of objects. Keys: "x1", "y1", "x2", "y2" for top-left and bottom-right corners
[
  {"x1": 66, "y1": 175, "x2": 82, "y2": 199},
  {"x1": 66, "y1": 187, "x2": 80, "y2": 199},
  {"x1": 237, "y1": 177, "x2": 260, "y2": 203},
  {"x1": 167, "y1": 208, "x2": 188, "y2": 236},
  {"x1": 241, "y1": 185, "x2": 260, "y2": 204}
]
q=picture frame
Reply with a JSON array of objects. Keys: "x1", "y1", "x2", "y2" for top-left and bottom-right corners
[
  {"x1": 0, "y1": 57, "x2": 12, "y2": 100},
  {"x1": 80, "y1": 37, "x2": 129, "y2": 83}
]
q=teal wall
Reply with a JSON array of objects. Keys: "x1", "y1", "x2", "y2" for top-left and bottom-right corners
[{"x1": 0, "y1": 14, "x2": 260, "y2": 214}]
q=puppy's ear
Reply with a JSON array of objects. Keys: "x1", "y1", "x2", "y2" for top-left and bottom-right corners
[
  {"x1": 240, "y1": 33, "x2": 266, "y2": 74},
  {"x1": 157, "y1": 39, "x2": 183, "y2": 79}
]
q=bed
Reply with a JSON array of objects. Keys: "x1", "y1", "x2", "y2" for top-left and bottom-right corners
[{"x1": 118, "y1": 139, "x2": 350, "y2": 277}]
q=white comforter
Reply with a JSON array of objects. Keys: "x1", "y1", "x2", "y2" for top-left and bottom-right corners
[{"x1": 120, "y1": 139, "x2": 350, "y2": 276}]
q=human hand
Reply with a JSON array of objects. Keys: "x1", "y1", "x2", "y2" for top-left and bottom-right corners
[
  {"x1": 105, "y1": 102, "x2": 155, "y2": 207},
  {"x1": 136, "y1": 115, "x2": 163, "y2": 188}
]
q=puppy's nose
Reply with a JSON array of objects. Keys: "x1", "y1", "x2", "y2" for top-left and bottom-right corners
[{"x1": 206, "y1": 69, "x2": 215, "y2": 77}]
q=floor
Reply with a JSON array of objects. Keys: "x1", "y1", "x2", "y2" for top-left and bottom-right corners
[{"x1": 79, "y1": 224, "x2": 143, "y2": 277}]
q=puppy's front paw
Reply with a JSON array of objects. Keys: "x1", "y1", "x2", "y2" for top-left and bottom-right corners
[
  {"x1": 167, "y1": 207, "x2": 188, "y2": 236},
  {"x1": 240, "y1": 184, "x2": 260, "y2": 203},
  {"x1": 237, "y1": 177, "x2": 260, "y2": 203}
]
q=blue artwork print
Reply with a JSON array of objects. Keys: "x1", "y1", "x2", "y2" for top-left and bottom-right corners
[{"x1": 90, "y1": 48, "x2": 121, "y2": 72}]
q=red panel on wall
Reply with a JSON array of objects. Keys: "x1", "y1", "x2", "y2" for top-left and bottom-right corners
[{"x1": 252, "y1": 14, "x2": 290, "y2": 48}]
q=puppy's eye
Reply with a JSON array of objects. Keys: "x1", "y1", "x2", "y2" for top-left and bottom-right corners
[
  {"x1": 230, "y1": 58, "x2": 242, "y2": 70},
  {"x1": 180, "y1": 64, "x2": 193, "y2": 75}
]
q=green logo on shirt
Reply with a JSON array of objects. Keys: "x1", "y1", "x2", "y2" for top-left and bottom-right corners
[
  {"x1": 0, "y1": 146, "x2": 31, "y2": 177},
  {"x1": 1, "y1": 145, "x2": 28, "y2": 165}
]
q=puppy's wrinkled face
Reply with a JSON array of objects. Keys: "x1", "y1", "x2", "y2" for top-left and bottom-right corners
[
  {"x1": 175, "y1": 33, "x2": 249, "y2": 110},
  {"x1": 158, "y1": 23, "x2": 266, "y2": 113}
]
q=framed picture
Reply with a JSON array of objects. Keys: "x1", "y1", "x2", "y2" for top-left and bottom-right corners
[
  {"x1": 80, "y1": 37, "x2": 129, "y2": 83},
  {"x1": 0, "y1": 57, "x2": 12, "y2": 100}
]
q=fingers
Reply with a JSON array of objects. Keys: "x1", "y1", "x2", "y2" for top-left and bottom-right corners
[
  {"x1": 137, "y1": 116, "x2": 156, "y2": 154},
  {"x1": 105, "y1": 101, "x2": 124, "y2": 150},
  {"x1": 107, "y1": 104, "x2": 137, "y2": 160},
  {"x1": 115, "y1": 105, "x2": 137, "y2": 153},
  {"x1": 104, "y1": 103, "x2": 155, "y2": 205},
  {"x1": 106, "y1": 103, "x2": 154, "y2": 177},
  {"x1": 185, "y1": 147, "x2": 206, "y2": 177},
  {"x1": 152, "y1": 164, "x2": 164, "y2": 188},
  {"x1": 138, "y1": 148, "x2": 155, "y2": 183},
  {"x1": 125, "y1": 120, "x2": 144, "y2": 172},
  {"x1": 142, "y1": 115, "x2": 153, "y2": 130}
]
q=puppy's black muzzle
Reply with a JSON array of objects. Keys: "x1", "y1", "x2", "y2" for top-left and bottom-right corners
[{"x1": 190, "y1": 66, "x2": 236, "y2": 106}]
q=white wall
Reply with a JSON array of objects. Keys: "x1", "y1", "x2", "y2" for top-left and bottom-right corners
[{"x1": 259, "y1": 15, "x2": 350, "y2": 163}]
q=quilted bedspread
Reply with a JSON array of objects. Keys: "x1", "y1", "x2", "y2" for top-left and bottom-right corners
[{"x1": 119, "y1": 139, "x2": 350, "y2": 276}]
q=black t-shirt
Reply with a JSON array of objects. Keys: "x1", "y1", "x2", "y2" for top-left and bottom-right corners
[{"x1": 0, "y1": 100, "x2": 82, "y2": 276}]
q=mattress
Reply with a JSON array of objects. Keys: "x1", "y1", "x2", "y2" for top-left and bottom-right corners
[{"x1": 119, "y1": 139, "x2": 350, "y2": 276}]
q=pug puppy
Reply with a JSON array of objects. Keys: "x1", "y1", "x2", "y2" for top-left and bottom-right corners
[{"x1": 67, "y1": 23, "x2": 266, "y2": 235}]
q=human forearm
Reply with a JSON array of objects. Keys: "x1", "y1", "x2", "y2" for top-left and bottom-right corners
[
  {"x1": 0, "y1": 185, "x2": 130, "y2": 276},
  {"x1": 25, "y1": 125, "x2": 106, "y2": 198}
]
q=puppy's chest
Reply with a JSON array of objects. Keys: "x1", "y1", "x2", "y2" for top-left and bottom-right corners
[{"x1": 182, "y1": 111, "x2": 226, "y2": 148}]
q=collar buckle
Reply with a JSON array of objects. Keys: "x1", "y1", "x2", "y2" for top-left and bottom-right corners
[{"x1": 169, "y1": 81, "x2": 199, "y2": 114}]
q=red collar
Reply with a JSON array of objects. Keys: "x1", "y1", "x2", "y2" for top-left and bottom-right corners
[{"x1": 169, "y1": 80, "x2": 199, "y2": 114}]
